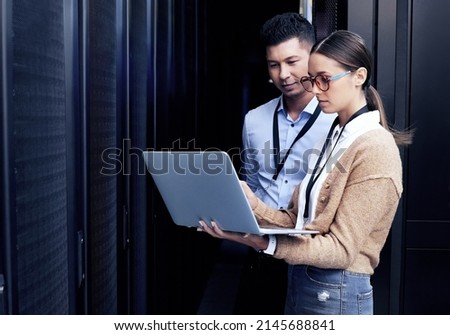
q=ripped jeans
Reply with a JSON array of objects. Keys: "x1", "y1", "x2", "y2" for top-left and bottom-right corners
[{"x1": 284, "y1": 265, "x2": 373, "y2": 315}]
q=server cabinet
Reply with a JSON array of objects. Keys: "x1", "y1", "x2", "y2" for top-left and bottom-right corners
[
  {"x1": 403, "y1": 0, "x2": 450, "y2": 314},
  {"x1": 1, "y1": 0, "x2": 74, "y2": 314},
  {"x1": 0, "y1": 0, "x2": 132, "y2": 314}
]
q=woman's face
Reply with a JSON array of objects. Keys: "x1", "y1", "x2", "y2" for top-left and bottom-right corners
[{"x1": 307, "y1": 53, "x2": 363, "y2": 116}]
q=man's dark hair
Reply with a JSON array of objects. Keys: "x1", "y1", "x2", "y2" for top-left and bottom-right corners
[{"x1": 260, "y1": 12, "x2": 316, "y2": 47}]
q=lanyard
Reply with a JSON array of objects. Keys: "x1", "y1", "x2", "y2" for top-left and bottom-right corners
[
  {"x1": 302, "y1": 105, "x2": 370, "y2": 220},
  {"x1": 272, "y1": 98, "x2": 322, "y2": 181}
]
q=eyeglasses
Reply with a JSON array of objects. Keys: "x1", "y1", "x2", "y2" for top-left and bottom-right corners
[{"x1": 300, "y1": 70, "x2": 353, "y2": 92}]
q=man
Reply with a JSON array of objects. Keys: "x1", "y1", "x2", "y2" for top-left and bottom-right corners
[{"x1": 238, "y1": 12, "x2": 335, "y2": 313}]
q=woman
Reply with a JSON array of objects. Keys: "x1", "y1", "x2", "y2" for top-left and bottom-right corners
[{"x1": 198, "y1": 30, "x2": 412, "y2": 315}]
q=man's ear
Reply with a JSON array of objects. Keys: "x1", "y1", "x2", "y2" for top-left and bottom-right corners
[{"x1": 355, "y1": 67, "x2": 368, "y2": 87}]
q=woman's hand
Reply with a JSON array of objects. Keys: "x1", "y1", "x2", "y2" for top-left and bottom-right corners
[
  {"x1": 197, "y1": 220, "x2": 269, "y2": 251},
  {"x1": 240, "y1": 181, "x2": 258, "y2": 210}
]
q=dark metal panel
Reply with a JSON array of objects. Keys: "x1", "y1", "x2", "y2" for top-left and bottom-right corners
[
  {"x1": 63, "y1": 0, "x2": 85, "y2": 315},
  {"x1": 407, "y1": 0, "x2": 450, "y2": 221},
  {"x1": 128, "y1": 0, "x2": 151, "y2": 314},
  {"x1": 398, "y1": 0, "x2": 450, "y2": 315},
  {"x1": 0, "y1": 0, "x2": 17, "y2": 315},
  {"x1": 391, "y1": 0, "x2": 413, "y2": 315},
  {"x1": 375, "y1": 0, "x2": 407, "y2": 316},
  {"x1": 86, "y1": 0, "x2": 119, "y2": 314},
  {"x1": 404, "y1": 1, "x2": 450, "y2": 312},
  {"x1": 376, "y1": 0, "x2": 398, "y2": 122},
  {"x1": 403, "y1": 249, "x2": 450, "y2": 314},
  {"x1": 406, "y1": 221, "x2": 450, "y2": 249},
  {"x1": 12, "y1": 0, "x2": 69, "y2": 314},
  {"x1": 79, "y1": 0, "x2": 90, "y2": 315},
  {"x1": 314, "y1": 0, "x2": 348, "y2": 40},
  {"x1": 116, "y1": 0, "x2": 130, "y2": 315},
  {"x1": 347, "y1": 0, "x2": 374, "y2": 49}
]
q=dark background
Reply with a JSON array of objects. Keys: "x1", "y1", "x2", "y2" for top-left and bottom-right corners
[{"x1": 1, "y1": 0, "x2": 449, "y2": 315}]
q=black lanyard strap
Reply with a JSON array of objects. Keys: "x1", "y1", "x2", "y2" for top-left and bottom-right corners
[
  {"x1": 302, "y1": 105, "x2": 370, "y2": 220},
  {"x1": 272, "y1": 99, "x2": 322, "y2": 181}
]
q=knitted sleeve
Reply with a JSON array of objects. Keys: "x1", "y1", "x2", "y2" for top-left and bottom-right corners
[{"x1": 252, "y1": 183, "x2": 300, "y2": 228}]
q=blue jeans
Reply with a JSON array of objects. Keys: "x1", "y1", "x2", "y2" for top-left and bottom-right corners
[{"x1": 284, "y1": 265, "x2": 373, "y2": 315}]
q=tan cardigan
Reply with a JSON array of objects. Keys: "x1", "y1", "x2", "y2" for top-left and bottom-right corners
[{"x1": 253, "y1": 128, "x2": 403, "y2": 274}]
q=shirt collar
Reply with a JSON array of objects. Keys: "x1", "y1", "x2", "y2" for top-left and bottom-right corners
[
  {"x1": 339, "y1": 110, "x2": 381, "y2": 140},
  {"x1": 277, "y1": 95, "x2": 318, "y2": 117}
]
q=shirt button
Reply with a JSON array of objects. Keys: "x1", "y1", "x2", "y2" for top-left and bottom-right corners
[
  {"x1": 284, "y1": 180, "x2": 288, "y2": 183},
  {"x1": 320, "y1": 196, "x2": 327, "y2": 202},
  {"x1": 291, "y1": 123, "x2": 295, "y2": 127},
  {"x1": 325, "y1": 183, "x2": 330, "y2": 189}
]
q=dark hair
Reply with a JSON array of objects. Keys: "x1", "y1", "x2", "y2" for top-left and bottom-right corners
[
  {"x1": 311, "y1": 30, "x2": 413, "y2": 145},
  {"x1": 260, "y1": 12, "x2": 316, "y2": 48}
]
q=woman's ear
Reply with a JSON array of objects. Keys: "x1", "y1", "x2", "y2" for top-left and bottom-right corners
[{"x1": 355, "y1": 67, "x2": 367, "y2": 87}]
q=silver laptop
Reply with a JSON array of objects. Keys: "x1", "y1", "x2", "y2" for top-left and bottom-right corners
[{"x1": 142, "y1": 150, "x2": 318, "y2": 235}]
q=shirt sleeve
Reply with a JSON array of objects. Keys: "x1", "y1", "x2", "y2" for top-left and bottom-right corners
[{"x1": 241, "y1": 116, "x2": 259, "y2": 192}]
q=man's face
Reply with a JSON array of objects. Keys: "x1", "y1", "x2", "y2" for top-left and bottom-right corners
[{"x1": 266, "y1": 37, "x2": 311, "y2": 98}]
